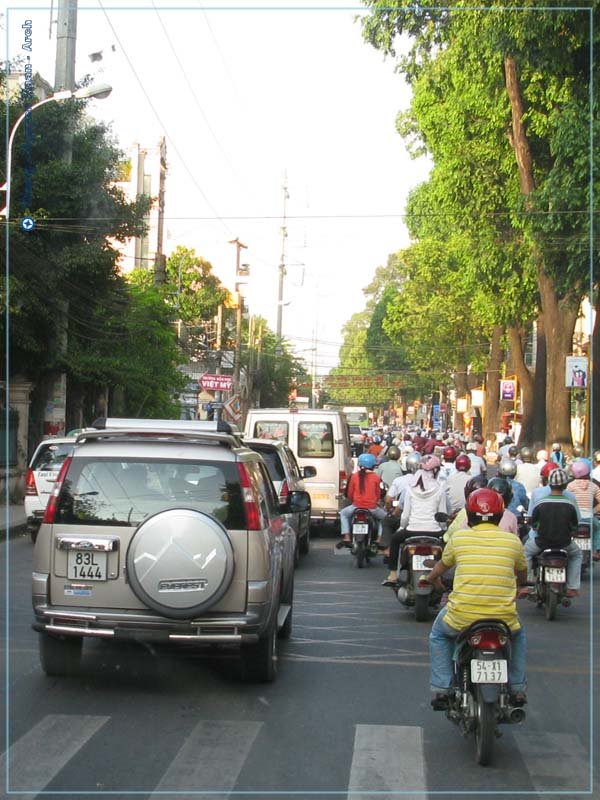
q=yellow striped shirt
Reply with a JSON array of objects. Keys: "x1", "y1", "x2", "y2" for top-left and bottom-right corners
[{"x1": 441, "y1": 523, "x2": 527, "y2": 632}]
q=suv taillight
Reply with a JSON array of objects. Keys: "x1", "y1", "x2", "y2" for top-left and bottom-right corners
[
  {"x1": 279, "y1": 479, "x2": 290, "y2": 503},
  {"x1": 237, "y1": 463, "x2": 262, "y2": 531},
  {"x1": 339, "y1": 471, "x2": 348, "y2": 492},
  {"x1": 25, "y1": 468, "x2": 37, "y2": 496},
  {"x1": 42, "y1": 456, "x2": 72, "y2": 524}
]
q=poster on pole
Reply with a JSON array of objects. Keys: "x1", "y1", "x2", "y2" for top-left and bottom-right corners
[
  {"x1": 565, "y1": 356, "x2": 588, "y2": 388},
  {"x1": 500, "y1": 380, "x2": 516, "y2": 401}
]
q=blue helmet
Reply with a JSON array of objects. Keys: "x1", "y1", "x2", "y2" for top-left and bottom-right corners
[{"x1": 358, "y1": 453, "x2": 377, "y2": 470}]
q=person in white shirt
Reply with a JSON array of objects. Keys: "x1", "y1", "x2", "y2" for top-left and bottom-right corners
[
  {"x1": 465, "y1": 442, "x2": 487, "y2": 477},
  {"x1": 515, "y1": 446, "x2": 542, "y2": 497},
  {"x1": 446, "y1": 454, "x2": 472, "y2": 513}
]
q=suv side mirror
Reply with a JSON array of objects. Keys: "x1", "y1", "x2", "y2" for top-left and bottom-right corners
[
  {"x1": 302, "y1": 466, "x2": 317, "y2": 479},
  {"x1": 280, "y1": 490, "x2": 311, "y2": 514}
]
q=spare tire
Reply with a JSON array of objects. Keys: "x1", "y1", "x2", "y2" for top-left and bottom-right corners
[{"x1": 126, "y1": 508, "x2": 235, "y2": 619}]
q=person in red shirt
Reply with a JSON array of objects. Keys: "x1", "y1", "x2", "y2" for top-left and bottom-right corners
[{"x1": 337, "y1": 453, "x2": 387, "y2": 547}]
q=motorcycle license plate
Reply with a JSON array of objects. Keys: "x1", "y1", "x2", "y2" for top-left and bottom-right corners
[
  {"x1": 544, "y1": 567, "x2": 566, "y2": 582},
  {"x1": 67, "y1": 550, "x2": 107, "y2": 581},
  {"x1": 471, "y1": 659, "x2": 508, "y2": 684},
  {"x1": 576, "y1": 538, "x2": 591, "y2": 550},
  {"x1": 353, "y1": 523, "x2": 369, "y2": 535},
  {"x1": 412, "y1": 555, "x2": 431, "y2": 570}
]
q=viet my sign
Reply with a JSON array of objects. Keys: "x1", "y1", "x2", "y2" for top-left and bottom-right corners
[{"x1": 199, "y1": 373, "x2": 233, "y2": 392}]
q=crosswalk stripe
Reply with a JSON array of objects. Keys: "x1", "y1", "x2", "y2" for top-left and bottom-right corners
[
  {"x1": 348, "y1": 724, "x2": 427, "y2": 799},
  {"x1": 1, "y1": 713, "x2": 109, "y2": 796},
  {"x1": 512, "y1": 731, "x2": 591, "y2": 794},
  {"x1": 154, "y1": 719, "x2": 263, "y2": 793}
]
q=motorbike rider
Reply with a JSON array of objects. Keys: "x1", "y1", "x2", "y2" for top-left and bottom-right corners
[
  {"x1": 536, "y1": 449, "x2": 549, "y2": 468},
  {"x1": 524, "y1": 468, "x2": 583, "y2": 596},
  {"x1": 439, "y1": 445, "x2": 458, "y2": 484},
  {"x1": 515, "y1": 447, "x2": 541, "y2": 497},
  {"x1": 337, "y1": 453, "x2": 387, "y2": 548},
  {"x1": 488, "y1": 477, "x2": 519, "y2": 535},
  {"x1": 376, "y1": 445, "x2": 403, "y2": 486},
  {"x1": 498, "y1": 436, "x2": 514, "y2": 459},
  {"x1": 465, "y1": 441, "x2": 487, "y2": 477},
  {"x1": 381, "y1": 455, "x2": 451, "y2": 586},
  {"x1": 550, "y1": 442, "x2": 567, "y2": 468},
  {"x1": 529, "y1": 462, "x2": 580, "y2": 519},
  {"x1": 424, "y1": 488, "x2": 528, "y2": 708},
  {"x1": 567, "y1": 459, "x2": 600, "y2": 562},
  {"x1": 446, "y1": 475, "x2": 520, "y2": 538},
  {"x1": 368, "y1": 435, "x2": 384, "y2": 459},
  {"x1": 446, "y1": 454, "x2": 472, "y2": 513},
  {"x1": 497, "y1": 458, "x2": 529, "y2": 515}
]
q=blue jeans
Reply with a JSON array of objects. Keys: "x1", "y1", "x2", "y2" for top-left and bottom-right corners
[
  {"x1": 429, "y1": 607, "x2": 527, "y2": 694},
  {"x1": 524, "y1": 536, "x2": 583, "y2": 590},
  {"x1": 340, "y1": 504, "x2": 387, "y2": 535}
]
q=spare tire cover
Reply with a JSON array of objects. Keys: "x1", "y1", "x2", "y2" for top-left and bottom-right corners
[{"x1": 126, "y1": 508, "x2": 235, "y2": 619}]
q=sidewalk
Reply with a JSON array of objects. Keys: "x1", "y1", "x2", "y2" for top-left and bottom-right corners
[{"x1": 1, "y1": 504, "x2": 28, "y2": 538}]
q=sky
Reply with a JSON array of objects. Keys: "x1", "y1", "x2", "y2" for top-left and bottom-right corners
[{"x1": 5, "y1": 0, "x2": 431, "y2": 377}]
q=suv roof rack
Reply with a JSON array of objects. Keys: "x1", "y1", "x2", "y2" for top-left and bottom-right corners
[{"x1": 92, "y1": 417, "x2": 239, "y2": 435}]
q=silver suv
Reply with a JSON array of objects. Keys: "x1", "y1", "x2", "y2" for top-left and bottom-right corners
[{"x1": 31, "y1": 418, "x2": 310, "y2": 682}]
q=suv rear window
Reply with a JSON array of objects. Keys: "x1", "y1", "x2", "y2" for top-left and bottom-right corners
[
  {"x1": 253, "y1": 422, "x2": 289, "y2": 443},
  {"x1": 31, "y1": 442, "x2": 74, "y2": 471},
  {"x1": 247, "y1": 446, "x2": 286, "y2": 483},
  {"x1": 56, "y1": 457, "x2": 245, "y2": 528},
  {"x1": 298, "y1": 422, "x2": 334, "y2": 458}
]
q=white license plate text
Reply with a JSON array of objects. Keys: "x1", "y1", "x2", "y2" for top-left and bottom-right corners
[
  {"x1": 471, "y1": 659, "x2": 508, "y2": 684},
  {"x1": 67, "y1": 550, "x2": 107, "y2": 581}
]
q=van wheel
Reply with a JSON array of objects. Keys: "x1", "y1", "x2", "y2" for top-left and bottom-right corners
[
  {"x1": 241, "y1": 620, "x2": 278, "y2": 683},
  {"x1": 39, "y1": 633, "x2": 82, "y2": 676}
]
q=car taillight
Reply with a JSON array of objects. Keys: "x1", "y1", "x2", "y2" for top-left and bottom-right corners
[
  {"x1": 42, "y1": 456, "x2": 72, "y2": 524},
  {"x1": 468, "y1": 631, "x2": 507, "y2": 649},
  {"x1": 237, "y1": 464, "x2": 262, "y2": 531},
  {"x1": 25, "y1": 468, "x2": 37, "y2": 496},
  {"x1": 279, "y1": 479, "x2": 290, "y2": 504},
  {"x1": 339, "y1": 471, "x2": 348, "y2": 492}
]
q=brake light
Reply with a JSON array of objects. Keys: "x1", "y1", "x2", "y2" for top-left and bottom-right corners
[
  {"x1": 237, "y1": 464, "x2": 262, "y2": 531},
  {"x1": 339, "y1": 471, "x2": 348, "y2": 492},
  {"x1": 25, "y1": 468, "x2": 37, "y2": 496},
  {"x1": 468, "y1": 631, "x2": 507, "y2": 649},
  {"x1": 575, "y1": 525, "x2": 590, "y2": 538},
  {"x1": 279, "y1": 479, "x2": 290, "y2": 503},
  {"x1": 42, "y1": 456, "x2": 72, "y2": 524},
  {"x1": 354, "y1": 510, "x2": 369, "y2": 523},
  {"x1": 414, "y1": 545, "x2": 433, "y2": 555},
  {"x1": 541, "y1": 558, "x2": 567, "y2": 568}
]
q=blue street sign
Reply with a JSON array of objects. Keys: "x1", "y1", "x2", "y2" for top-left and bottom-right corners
[{"x1": 21, "y1": 217, "x2": 35, "y2": 231}]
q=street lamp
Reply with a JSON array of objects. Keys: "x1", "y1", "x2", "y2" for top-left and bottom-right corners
[{"x1": 1, "y1": 83, "x2": 112, "y2": 222}]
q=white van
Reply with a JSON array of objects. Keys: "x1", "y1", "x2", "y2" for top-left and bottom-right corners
[{"x1": 244, "y1": 408, "x2": 354, "y2": 527}]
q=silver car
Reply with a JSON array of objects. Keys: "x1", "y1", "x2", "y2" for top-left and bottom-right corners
[
  {"x1": 31, "y1": 418, "x2": 310, "y2": 682},
  {"x1": 25, "y1": 436, "x2": 78, "y2": 543},
  {"x1": 244, "y1": 438, "x2": 315, "y2": 565}
]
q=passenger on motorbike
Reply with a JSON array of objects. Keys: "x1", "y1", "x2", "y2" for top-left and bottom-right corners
[
  {"x1": 381, "y1": 455, "x2": 451, "y2": 586},
  {"x1": 515, "y1": 447, "x2": 541, "y2": 497},
  {"x1": 446, "y1": 454, "x2": 472, "y2": 513},
  {"x1": 337, "y1": 453, "x2": 387, "y2": 548},
  {"x1": 488, "y1": 477, "x2": 519, "y2": 535},
  {"x1": 528, "y1": 462, "x2": 580, "y2": 519},
  {"x1": 424, "y1": 488, "x2": 528, "y2": 707},
  {"x1": 567, "y1": 459, "x2": 600, "y2": 562},
  {"x1": 524, "y1": 468, "x2": 583, "y2": 596},
  {"x1": 497, "y1": 458, "x2": 529, "y2": 515},
  {"x1": 550, "y1": 442, "x2": 567, "y2": 468},
  {"x1": 465, "y1": 442, "x2": 487, "y2": 477},
  {"x1": 376, "y1": 445, "x2": 403, "y2": 486}
]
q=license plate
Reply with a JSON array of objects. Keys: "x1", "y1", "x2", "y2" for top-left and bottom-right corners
[
  {"x1": 353, "y1": 523, "x2": 369, "y2": 534},
  {"x1": 576, "y1": 538, "x2": 591, "y2": 550},
  {"x1": 412, "y1": 554, "x2": 431, "y2": 570},
  {"x1": 471, "y1": 659, "x2": 508, "y2": 684},
  {"x1": 544, "y1": 567, "x2": 566, "y2": 582},
  {"x1": 67, "y1": 550, "x2": 107, "y2": 581}
]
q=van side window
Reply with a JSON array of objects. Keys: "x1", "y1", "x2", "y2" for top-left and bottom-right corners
[
  {"x1": 253, "y1": 422, "x2": 289, "y2": 443},
  {"x1": 298, "y1": 422, "x2": 334, "y2": 459}
]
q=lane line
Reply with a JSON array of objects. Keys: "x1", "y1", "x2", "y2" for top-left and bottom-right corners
[
  {"x1": 348, "y1": 724, "x2": 427, "y2": 800},
  {"x1": 154, "y1": 719, "x2": 263, "y2": 793},
  {"x1": 1, "y1": 713, "x2": 109, "y2": 796}
]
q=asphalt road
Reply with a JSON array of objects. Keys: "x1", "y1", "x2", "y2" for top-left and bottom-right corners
[{"x1": 1, "y1": 530, "x2": 598, "y2": 800}]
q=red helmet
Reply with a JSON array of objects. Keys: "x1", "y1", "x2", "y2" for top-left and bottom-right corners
[
  {"x1": 540, "y1": 462, "x2": 558, "y2": 479},
  {"x1": 455, "y1": 454, "x2": 471, "y2": 472},
  {"x1": 443, "y1": 445, "x2": 457, "y2": 462},
  {"x1": 466, "y1": 488, "x2": 504, "y2": 523}
]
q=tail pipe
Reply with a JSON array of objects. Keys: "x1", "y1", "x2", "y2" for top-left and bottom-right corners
[{"x1": 508, "y1": 706, "x2": 526, "y2": 724}]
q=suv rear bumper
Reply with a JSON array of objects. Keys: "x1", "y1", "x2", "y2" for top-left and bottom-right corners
[{"x1": 32, "y1": 604, "x2": 268, "y2": 645}]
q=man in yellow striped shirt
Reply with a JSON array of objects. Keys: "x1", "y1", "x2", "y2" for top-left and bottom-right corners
[{"x1": 424, "y1": 488, "x2": 528, "y2": 707}]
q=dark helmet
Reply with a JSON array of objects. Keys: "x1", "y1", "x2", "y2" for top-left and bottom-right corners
[
  {"x1": 357, "y1": 453, "x2": 377, "y2": 470},
  {"x1": 520, "y1": 446, "x2": 533, "y2": 463},
  {"x1": 386, "y1": 445, "x2": 400, "y2": 460},
  {"x1": 548, "y1": 467, "x2": 569, "y2": 489},
  {"x1": 487, "y1": 477, "x2": 513, "y2": 509},
  {"x1": 508, "y1": 445, "x2": 519, "y2": 458},
  {"x1": 464, "y1": 474, "x2": 488, "y2": 500},
  {"x1": 498, "y1": 458, "x2": 517, "y2": 478},
  {"x1": 443, "y1": 445, "x2": 457, "y2": 462},
  {"x1": 455, "y1": 454, "x2": 471, "y2": 472},
  {"x1": 466, "y1": 487, "x2": 504, "y2": 525}
]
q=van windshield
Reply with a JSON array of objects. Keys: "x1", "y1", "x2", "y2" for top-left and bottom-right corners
[
  {"x1": 298, "y1": 422, "x2": 334, "y2": 458},
  {"x1": 253, "y1": 422, "x2": 289, "y2": 443}
]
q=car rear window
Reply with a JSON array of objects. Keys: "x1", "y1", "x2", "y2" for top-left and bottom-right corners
[
  {"x1": 31, "y1": 442, "x2": 74, "y2": 471},
  {"x1": 253, "y1": 422, "x2": 289, "y2": 443},
  {"x1": 247, "y1": 447, "x2": 286, "y2": 483},
  {"x1": 298, "y1": 422, "x2": 334, "y2": 458},
  {"x1": 55, "y1": 457, "x2": 245, "y2": 528}
]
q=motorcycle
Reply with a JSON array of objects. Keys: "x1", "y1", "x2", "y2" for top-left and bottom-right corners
[
  {"x1": 573, "y1": 520, "x2": 591, "y2": 578},
  {"x1": 433, "y1": 619, "x2": 526, "y2": 766},
  {"x1": 515, "y1": 505, "x2": 530, "y2": 543},
  {"x1": 396, "y1": 535, "x2": 444, "y2": 621},
  {"x1": 527, "y1": 548, "x2": 570, "y2": 620},
  {"x1": 350, "y1": 508, "x2": 380, "y2": 568}
]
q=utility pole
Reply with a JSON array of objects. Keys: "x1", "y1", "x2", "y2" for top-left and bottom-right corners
[
  {"x1": 276, "y1": 175, "x2": 289, "y2": 342},
  {"x1": 213, "y1": 303, "x2": 223, "y2": 422},
  {"x1": 154, "y1": 136, "x2": 167, "y2": 285},
  {"x1": 230, "y1": 238, "x2": 247, "y2": 388}
]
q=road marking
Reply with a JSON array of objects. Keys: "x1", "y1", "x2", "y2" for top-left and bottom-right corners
[
  {"x1": 513, "y1": 731, "x2": 591, "y2": 794},
  {"x1": 1, "y1": 714, "x2": 109, "y2": 796},
  {"x1": 154, "y1": 719, "x2": 262, "y2": 793},
  {"x1": 348, "y1": 724, "x2": 427, "y2": 799}
]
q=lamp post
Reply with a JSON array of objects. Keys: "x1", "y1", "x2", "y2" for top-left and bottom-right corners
[{"x1": 1, "y1": 83, "x2": 112, "y2": 222}]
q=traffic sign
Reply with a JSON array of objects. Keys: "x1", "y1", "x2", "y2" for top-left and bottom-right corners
[
  {"x1": 21, "y1": 216, "x2": 35, "y2": 231},
  {"x1": 199, "y1": 373, "x2": 233, "y2": 392}
]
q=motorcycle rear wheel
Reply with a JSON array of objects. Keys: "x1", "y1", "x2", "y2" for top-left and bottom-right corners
[
  {"x1": 414, "y1": 593, "x2": 429, "y2": 622},
  {"x1": 545, "y1": 589, "x2": 558, "y2": 621},
  {"x1": 355, "y1": 541, "x2": 366, "y2": 568},
  {"x1": 474, "y1": 688, "x2": 496, "y2": 766}
]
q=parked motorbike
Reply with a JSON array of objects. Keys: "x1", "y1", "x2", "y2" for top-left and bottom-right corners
[
  {"x1": 573, "y1": 520, "x2": 591, "y2": 578},
  {"x1": 350, "y1": 508, "x2": 379, "y2": 568},
  {"x1": 396, "y1": 535, "x2": 444, "y2": 621},
  {"x1": 527, "y1": 548, "x2": 570, "y2": 620},
  {"x1": 433, "y1": 619, "x2": 526, "y2": 766}
]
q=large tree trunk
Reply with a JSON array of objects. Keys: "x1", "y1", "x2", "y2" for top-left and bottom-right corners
[
  {"x1": 453, "y1": 359, "x2": 470, "y2": 432},
  {"x1": 531, "y1": 314, "x2": 547, "y2": 447},
  {"x1": 506, "y1": 326, "x2": 535, "y2": 445},
  {"x1": 484, "y1": 325, "x2": 504, "y2": 440},
  {"x1": 590, "y1": 297, "x2": 600, "y2": 453}
]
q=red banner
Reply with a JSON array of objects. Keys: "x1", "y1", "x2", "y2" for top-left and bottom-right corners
[{"x1": 199, "y1": 373, "x2": 233, "y2": 392}]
